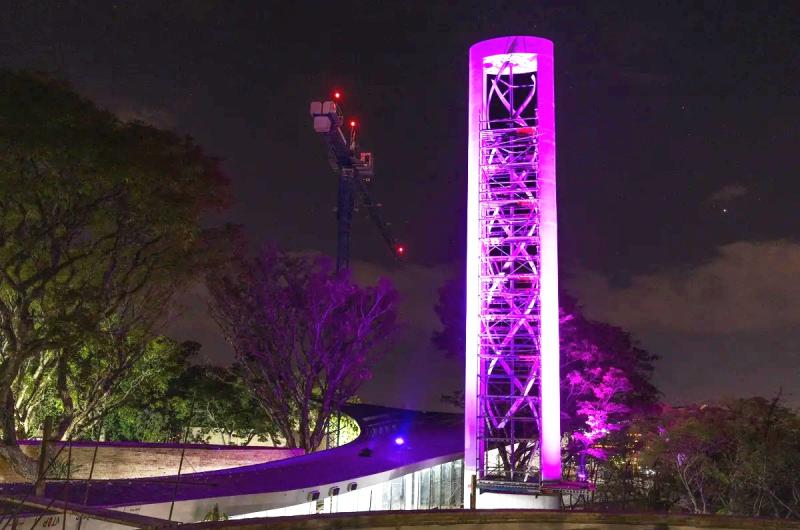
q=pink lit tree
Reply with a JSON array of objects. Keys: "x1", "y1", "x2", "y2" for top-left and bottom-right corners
[
  {"x1": 558, "y1": 294, "x2": 658, "y2": 481},
  {"x1": 207, "y1": 246, "x2": 398, "y2": 451}
]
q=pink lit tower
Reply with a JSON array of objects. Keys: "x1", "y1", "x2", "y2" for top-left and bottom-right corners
[{"x1": 464, "y1": 36, "x2": 561, "y2": 509}]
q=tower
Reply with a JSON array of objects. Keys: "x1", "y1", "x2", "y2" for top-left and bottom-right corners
[{"x1": 464, "y1": 36, "x2": 561, "y2": 508}]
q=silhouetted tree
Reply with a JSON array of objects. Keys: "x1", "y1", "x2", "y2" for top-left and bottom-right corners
[
  {"x1": 432, "y1": 275, "x2": 465, "y2": 359},
  {"x1": 207, "y1": 246, "x2": 397, "y2": 451},
  {"x1": 640, "y1": 397, "x2": 800, "y2": 519}
]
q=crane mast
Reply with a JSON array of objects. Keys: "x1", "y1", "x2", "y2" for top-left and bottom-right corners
[{"x1": 309, "y1": 96, "x2": 403, "y2": 272}]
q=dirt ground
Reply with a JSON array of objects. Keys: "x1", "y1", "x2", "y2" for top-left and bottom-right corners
[{"x1": 0, "y1": 442, "x2": 303, "y2": 483}]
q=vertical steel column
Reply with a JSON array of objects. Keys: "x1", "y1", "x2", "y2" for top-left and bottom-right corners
[{"x1": 336, "y1": 168, "x2": 355, "y2": 274}]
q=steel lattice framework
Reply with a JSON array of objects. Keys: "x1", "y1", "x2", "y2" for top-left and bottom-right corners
[
  {"x1": 479, "y1": 65, "x2": 541, "y2": 481},
  {"x1": 465, "y1": 37, "x2": 561, "y2": 504}
]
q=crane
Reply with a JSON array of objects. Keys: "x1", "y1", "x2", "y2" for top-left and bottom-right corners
[{"x1": 309, "y1": 92, "x2": 404, "y2": 273}]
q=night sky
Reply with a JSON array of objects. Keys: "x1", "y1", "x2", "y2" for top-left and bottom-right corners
[{"x1": 2, "y1": 1, "x2": 798, "y2": 409}]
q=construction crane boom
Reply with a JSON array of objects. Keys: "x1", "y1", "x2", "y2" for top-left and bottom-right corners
[{"x1": 355, "y1": 178, "x2": 404, "y2": 257}]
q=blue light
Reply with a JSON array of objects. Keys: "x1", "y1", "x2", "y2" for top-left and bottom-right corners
[{"x1": 394, "y1": 436, "x2": 405, "y2": 446}]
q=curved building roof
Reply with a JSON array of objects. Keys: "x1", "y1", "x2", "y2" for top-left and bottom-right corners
[{"x1": 0, "y1": 404, "x2": 463, "y2": 523}]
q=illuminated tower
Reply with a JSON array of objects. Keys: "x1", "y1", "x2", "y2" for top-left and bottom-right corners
[{"x1": 464, "y1": 36, "x2": 561, "y2": 507}]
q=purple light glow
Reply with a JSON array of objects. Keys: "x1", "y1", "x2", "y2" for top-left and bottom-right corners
[
  {"x1": 394, "y1": 436, "x2": 405, "y2": 446},
  {"x1": 465, "y1": 37, "x2": 562, "y2": 505}
]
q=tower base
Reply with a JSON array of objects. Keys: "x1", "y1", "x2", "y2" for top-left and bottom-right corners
[{"x1": 476, "y1": 492, "x2": 560, "y2": 510}]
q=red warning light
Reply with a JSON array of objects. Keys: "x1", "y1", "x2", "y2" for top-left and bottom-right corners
[
  {"x1": 396, "y1": 245, "x2": 405, "y2": 255},
  {"x1": 333, "y1": 91, "x2": 342, "y2": 99},
  {"x1": 349, "y1": 120, "x2": 357, "y2": 127}
]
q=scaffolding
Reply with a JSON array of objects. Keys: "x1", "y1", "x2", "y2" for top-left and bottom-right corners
[{"x1": 476, "y1": 57, "x2": 544, "y2": 491}]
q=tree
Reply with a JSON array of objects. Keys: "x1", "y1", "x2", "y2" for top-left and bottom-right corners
[
  {"x1": 558, "y1": 295, "x2": 659, "y2": 480},
  {"x1": 15, "y1": 336, "x2": 196, "y2": 442},
  {"x1": 0, "y1": 70, "x2": 228, "y2": 476},
  {"x1": 97, "y1": 340, "x2": 195, "y2": 443},
  {"x1": 640, "y1": 397, "x2": 800, "y2": 518},
  {"x1": 432, "y1": 272, "x2": 659, "y2": 480},
  {"x1": 102, "y1": 358, "x2": 278, "y2": 446},
  {"x1": 207, "y1": 246, "x2": 398, "y2": 451},
  {"x1": 180, "y1": 364, "x2": 280, "y2": 446},
  {"x1": 13, "y1": 295, "x2": 176, "y2": 441}
]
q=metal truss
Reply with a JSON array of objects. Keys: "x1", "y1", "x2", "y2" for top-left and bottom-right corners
[{"x1": 477, "y1": 61, "x2": 542, "y2": 485}]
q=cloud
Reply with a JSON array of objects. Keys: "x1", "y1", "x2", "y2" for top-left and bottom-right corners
[
  {"x1": 708, "y1": 183, "x2": 748, "y2": 203},
  {"x1": 572, "y1": 240, "x2": 800, "y2": 335},
  {"x1": 70, "y1": 80, "x2": 178, "y2": 129}
]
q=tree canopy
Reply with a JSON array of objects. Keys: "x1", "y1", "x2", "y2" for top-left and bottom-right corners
[
  {"x1": 640, "y1": 397, "x2": 800, "y2": 518},
  {"x1": 101, "y1": 351, "x2": 279, "y2": 446},
  {"x1": 207, "y1": 246, "x2": 398, "y2": 451},
  {"x1": 0, "y1": 69, "x2": 229, "y2": 477}
]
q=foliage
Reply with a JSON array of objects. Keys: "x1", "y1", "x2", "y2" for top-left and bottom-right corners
[
  {"x1": 202, "y1": 504, "x2": 229, "y2": 521},
  {"x1": 101, "y1": 354, "x2": 278, "y2": 446},
  {"x1": 183, "y1": 363, "x2": 280, "y2": 446},
  {"x1": 42, "y1": 450, "x2": 84, "y2": 481},
  {"x1": 94, "y1": 340, "x2": 197, "y2": 442},
  {"x1": 436, "y1": 269, "x2": 800, "y2": 519},
  {"x1": 639, "y1": 397, "x2": 800, "y2": 518},
  {"x1": 14, "y1": 335, "x2": 190, "y2": 440},
  {"x1": 332, "y1": 410, "x2": 361, "y2": 447},
  {"x1": 0, "y1": 69, "x2": 228, "y2": 476},
  {"x1": 565, "y1": 421, "x2": 677, "y2": 512},
  {"x1": 207, "y1": 245, "x2": 398, "y2": 451},
  {"x1": 559, "y1": 295, "x2": 659, "y2": 477}
]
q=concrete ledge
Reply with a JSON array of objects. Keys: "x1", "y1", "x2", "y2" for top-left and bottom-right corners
[
  {"x1": 176, "y1": 509, "x2": 800, "y2": 530},
  {"x1": 0, "y1": 494, "x2": 172, "y2": 529},
  {"x1": 1, "y1": 442, "x2": 303, "y2": 483}
]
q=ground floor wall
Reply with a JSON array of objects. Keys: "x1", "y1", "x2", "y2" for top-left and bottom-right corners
[
  {"x1": 181, "y1": 510, "x2": 800, "y2": 530},
  {"x1": 234, "y1": 458, "x2": 465, "y2": 519}
]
